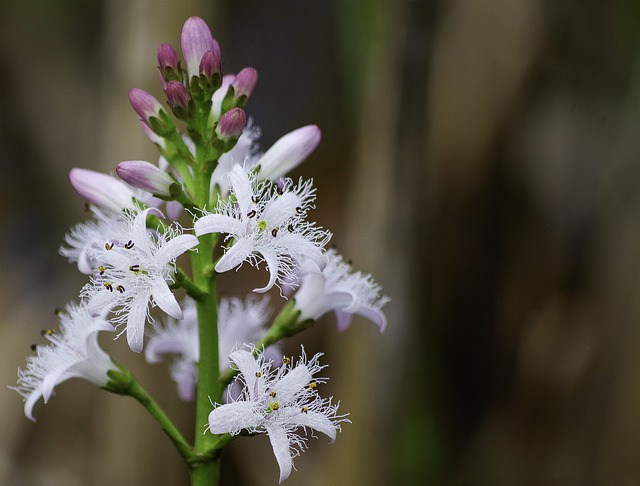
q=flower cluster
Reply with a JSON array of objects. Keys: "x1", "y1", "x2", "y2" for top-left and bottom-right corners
[{"x1": 12, "y1": 15, "x2": 389, "y2": 484}]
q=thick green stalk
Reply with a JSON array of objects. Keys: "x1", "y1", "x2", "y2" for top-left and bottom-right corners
[{"x1": 189, "y1": 149, "x2": 223, "y2": 485}]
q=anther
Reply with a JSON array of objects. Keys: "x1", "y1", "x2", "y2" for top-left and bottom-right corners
[
  {"x1": 287, "y1": 224, "x2": 295, "y2": 232},
  {"x1": 105, "y1": 242, "x2": 113, "y2": 250},
  {"x1": 282, "y1": 357, "x2": 291, "y2": 365},
  {"x1": 30, "y1": 344, "x2": 38, "y2": 352},
  {"x1": 41, "y1": 329, "x2": 56, "y2": 337},
  {"x1": 54, "y1": 307, "x2": 63, "y2": 316},
  {"x1": 116, "y1": 285, "x2": 125, "y2": 293},
  {"x1": 98, "y1": 265, "x2": 106, "y2": 275},
  {"x1": 308, "y1": 382, "x2": 317, "y2": 390},
  {"x1": 255, "y1": 371, "x2": 262, "y2": 378},
  {"x1": 271, "y1": 228, "x2": 278, "y2": 237},
  {"x1": 301, "y1": 407, "x2": 308, "y2": 414},
  {"x1": 104, "y1": 282, "x2": 114, "y2": 292},
  {"x1": 247, "y1": 210, "x2": 257, "y2": 218},
  {"x1": 276, "y1": 186, "x2": 284, "y2": 196},
  {"x1": 124, "y1": 240, "x2": 135, "y2": 249},
  {"x1": 129, "y1": 264, "x2": 140, "y2": 272},
  {"x1": 270, "y1": 391, "x2": 277, "y2": 398},
  {"x1": 251, "y1": 195, "x2": 260, "y2": 203},
  {"x1": 295, "y1": 206, "x2": 303, "y2": 214}
]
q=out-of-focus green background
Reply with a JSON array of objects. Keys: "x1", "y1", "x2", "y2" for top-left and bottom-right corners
[{"x1": 3, "y1": 0, "x2": 640, "y2": 484}]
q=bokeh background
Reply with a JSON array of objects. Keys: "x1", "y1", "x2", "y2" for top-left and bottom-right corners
[{"x1": 2, "y1": 0, "x2": 640, "y2": 484}]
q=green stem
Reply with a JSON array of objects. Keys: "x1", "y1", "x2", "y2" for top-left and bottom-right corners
[{"x1": 189, "y1": 147, "x2": 224, "y2": 485}]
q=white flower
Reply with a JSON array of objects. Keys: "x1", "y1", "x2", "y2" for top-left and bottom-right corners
[
  {"x1": 195, "y1": 165, "x2": 330, "y2": 293},
  {"x1": 145, "y1": 295, "x2": 279, "y2": 401},
  {"x1": 293, "y1": 248, "x2": 390, "y2": 332},
  {"x1": 10, "y1": 302, "x2": 116, "y2": 421},
  {"x1": 82, "y1": 207, "x2": 199, "y2": 353},
  {"x1": 208, "y1": 347, "x2": 347, "y2": 483}
]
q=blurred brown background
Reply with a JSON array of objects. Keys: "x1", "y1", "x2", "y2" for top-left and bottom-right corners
[{"x1": 2, "y1": 0, "x2": 640, "y2": 484}]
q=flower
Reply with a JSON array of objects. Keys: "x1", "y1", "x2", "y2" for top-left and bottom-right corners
[
  {"x1": 10, "y1": 301, "x2": 116, "y2": 421},
  {"x1": 292, "y1": 248, "x2": 390, "y2": 332},
  {"x1": 195, "y1": 165, "x2": 330, "y2": 293},
  {"x1": 208, "y1": 347, "x2": 348, "y2": 483},
  {"x1": 81, "y1": 207, "x2": 199, "y2": 353},
  {"x1": 145, "y1": 295, "x2": 279, "y2": 401}
]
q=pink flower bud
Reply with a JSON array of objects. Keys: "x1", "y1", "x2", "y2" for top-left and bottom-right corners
[
  {"x1": 181, "y1": 16, "x2": 221, "y2": 79},
  {"x1": 199, "y1": 49, "x2": 222, "y2": 81},
  {"x1": 69, "y1": 168, "x2": 136, "y2": 214},
  {"x1": 232, "y1": 67, "x2": 258, "y2": 101},
  {"x1": 128, "y1": 88, "x2": 164, "y2": 125},
  {"x1": 116, "y1": 161, "x2": 174, "y2": 197},
  {"x1": 165, "y1": 80, "x2": 191, "y2": 111},
  {"x1": 257, "y1": 125, "x2": 321, "y2": 180},
  {"x1": 215, "y1": 108, "x2": 246, "y2": 143},
  {"x1": 157, "y1": 43, "x2": 179, "y2": 72}
]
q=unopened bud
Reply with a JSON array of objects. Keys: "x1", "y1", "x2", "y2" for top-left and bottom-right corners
[
  {"x1": 199, "y1": 49, "x2": 222, "y2": 85},
  {"x1": 181, "y1": 16, "x2": 221, "y2": 79},
  {"x1": 165, "y1": 81, "x2": 191, "y2": 119},
  {"x1": 128, "y1": 88, "x2": 164, "y2": 125},
  {"x1": 157, "y1": 43, "x2": 180, "y2": 84},
  {"x1": 231, "y1": 67, "x2": 258, "y2": 104},
  {"x1": 257, "y1": 125, "x2": 321, "y2": 180},
  {"x1": 215, "y1": 108, "x2": 246, "y2": 144},
  {"x1": 116, "y1": 161, "x2": 174, "y2": 198},
  {"x1": 69, "y1": 168, "x2": 136, "y2": 214}
]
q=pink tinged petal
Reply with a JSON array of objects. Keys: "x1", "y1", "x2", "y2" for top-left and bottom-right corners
[
  {"x1": 173, "y1": 359, "x2": 197, "y2": 401},
  {"x1": 215, "y1": 238, "x2": 255, "y2": 273},
  {"x1": 146, "y1": 336, "x2": 190, "y2": 363},
  {"x1": 261, "y1": 193, "x2": 301, "y2": 228},
  {"x1": 253, "y1": 249, "x2": 280, "y2": 293},
  {"x1": 295, "y1": 278, "x2": 354, "y2": 321},
  {"x1": 116, "y1": 160, "x2": 174, "y2": 197},
  {"x1": 216, "y1": 108, "x2": 246, "y2": 143},
  {"x1": 353, "y1": 305, "x2": 388, "y2": 332},
  {"x1": 228, "y1": 164, "x2": 254, "y2": 215},
  {"x1": 181, "y1": 16, "x2": 220, "y2": 79},
  {"x1": 126, "y1": 293, "x2": 150, "y2": 353},
  {"x1": 335, "y1": 310, "x2": 353, "y2": 332},
  {"x1": 288, "y1": 410, "x2": 337, "y2": 442},
  {"x1": 128, "y1": 88, "x2": 164, "y2": 124},
  {"x1": 271, "y1": 365, "x2": 312, "y2": 403},
  {"x1": 208, "y1": 401, "x2": 262, "y2": 435},
  {"x1": 258, "y1": 125, "x2": 321, "y2": 180},
  {"x1": 195, "y1": 213, "x2": 244, "y2": 237},
  {"x1": 166, "y1": 201, "x2": 184, "y2": 221},
  {"x1": 69, "y1": 168, "x2": 136, "y2": 214},
  {"x1": 265, "y1": 424, "x2": 293, "y2": 484},
  {"x1": 232, "y1": 67, "x2": 258, "y2": 100},
  {"x1": 154, "y1": 234, "x2": 199, "y2": 265},
  {"x1": 151, "y1": 281, "x2": 183, "y2": 320}
]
